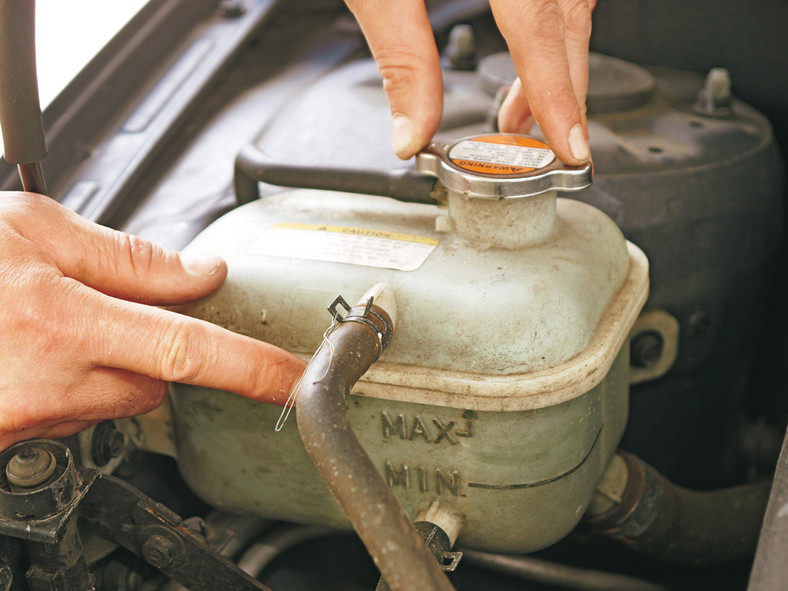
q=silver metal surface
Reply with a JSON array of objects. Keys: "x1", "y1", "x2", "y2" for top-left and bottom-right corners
[
  {"x1": 416, "y1": 134, "x2": 592, "y2": 200},
  {"x1": 17, "y1": 161, "x2": 47, "y2": 195}
]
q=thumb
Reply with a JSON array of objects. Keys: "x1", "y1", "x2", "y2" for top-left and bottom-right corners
[{"x1": 345, "y1": 0, "x2": 443, "y2": 159}]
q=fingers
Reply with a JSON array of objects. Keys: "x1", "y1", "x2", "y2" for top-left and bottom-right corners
[
  {"x1": 344, "y1": 0, "x2": 593, "y2": 163},
  {"x1": 0, "y1": 323, "x2": 168, "y2": 449},
  {"x1": 344, "y1": 0, "x2": 443, "y2": 159},
  {"x1": 559, "y1": 0, "x2": 595, "y2": 130},
  {"x1": 7, "y1": 192, "x2": 227, "y2": 305},
  {"x1": 1, "y1": 192, "x2": 306, "y2": 454},
  {"x1": 493, "y1": 0, "x2": 593, "y2": 165},
  {"x1": 1, "y1": 264, "x2": 304, "y2": 447},
  {"x1": 63, "y1": 279, "x2": 306, "y2": 405},
  {"x1": 12, "y1": 194, "x2": 306, "y2": 403}
]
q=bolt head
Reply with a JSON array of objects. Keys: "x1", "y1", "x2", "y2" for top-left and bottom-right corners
[
  {"x1": 142, "y1": 534, "x2": 177, "y2": 568},
  {"x1": 630, "y1": 331, "x2": 664, "y2": 368}
]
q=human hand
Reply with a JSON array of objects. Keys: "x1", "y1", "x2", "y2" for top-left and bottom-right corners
[
  {"x1": 344, "y1": 0, "x2": 593, "y2": 165},
  {"x1": 0, "y1": 192, "x2": 305, "y2": 451}
]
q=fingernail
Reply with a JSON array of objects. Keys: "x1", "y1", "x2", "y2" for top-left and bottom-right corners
[
  {"x1": 392, "y1": 114, "x2": 416, "y2": 159},
  {"x1": 569, "y1": 124, "x2": 590, "y2": 162},
  {"x1": 181, "y1": 253, "x2": 223, "y2": 276}
]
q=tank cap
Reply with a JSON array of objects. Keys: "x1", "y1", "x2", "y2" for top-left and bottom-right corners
[{"x1": 416, "y1": 133, "x2": 591, "y2": 200}]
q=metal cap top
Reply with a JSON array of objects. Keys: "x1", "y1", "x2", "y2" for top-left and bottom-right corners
[{"x1": 416, "y1": 133, "x2": 592, "y2": 200}]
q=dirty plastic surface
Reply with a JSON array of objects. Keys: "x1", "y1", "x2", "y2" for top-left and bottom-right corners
[{"x1": 167, "y1": 189, "x2": 647, "y2": 552}]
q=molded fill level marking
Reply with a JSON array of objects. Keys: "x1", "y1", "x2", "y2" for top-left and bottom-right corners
[
  {"x1": 466, "y1": 426, "x2": 602, "y2": 490},
  {"x1": 381, "y1": 410, "x2": 477, "y2": 445},
  {"x1": 384, "y1": 462, "x2": 462, "y2": 496},
  {"x1": 449, "y1": 135, "x2": 555, "y2": 175},
  {"x1": 250, "y1": 223, "x2": 439, "y2": 271}
]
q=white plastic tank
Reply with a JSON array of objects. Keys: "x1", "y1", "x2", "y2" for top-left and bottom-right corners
[{"x1": 165, "y1": 134, "x2": 649, "y2": 552}]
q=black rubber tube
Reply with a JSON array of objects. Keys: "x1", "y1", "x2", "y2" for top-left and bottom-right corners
[
  {"x1": 234, "y1": 143, "x2": 437, "y2": 205},
  {"x1": 236, "y1": 524, "x2": 334, "y2": 578},
  {"x1": 586, "y1": 452, "x2": 771, "y2": 565},
  {"x1": 461, "y1": 549, "x2": 669, "y2": 591},
  {"x1": 0, "y1": 0, "x2": 47, "y2": 165},
  {"x1": 296, "y1": 302, "x2": 455, "y2": 591}
]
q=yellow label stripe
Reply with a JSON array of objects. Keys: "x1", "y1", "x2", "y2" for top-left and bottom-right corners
[{"x1": 273, "y1": 222, "x2": 439, "y2": 246}]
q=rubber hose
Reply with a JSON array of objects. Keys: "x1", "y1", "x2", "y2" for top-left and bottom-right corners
[
  {"x1": 296, "y1": 302, "x2": 455, "y2": 591},
  {"x1": 586, "y1": 452, "x2": 771, "y2": 565},
  {"x1": 0, "y1": 0, "x2": 47, "y2": 164}
]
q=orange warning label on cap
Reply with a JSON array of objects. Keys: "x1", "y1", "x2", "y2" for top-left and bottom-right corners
[{"x1": 448, "y1": 134, "x2": 555, "y2": 175}]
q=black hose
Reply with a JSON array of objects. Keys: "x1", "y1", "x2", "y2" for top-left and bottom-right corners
[
  {"x1": 234, "y1": 144, "x2": 437, "y2": 205},
  {"x1": 296, "y1": 299, "x2": 455, "y2": 591},
  {"x1": 208, "y1": 513, "x2": 273, "y2": 561},
  {"x1": 236, "y1": 524, "x2": 334, "y2": 578},
  {"x1": 461, "y1": 549, "x2": 669, "y2": 591},
  {"x1": 585, "y1": 452, "x2": 771, "y2": 566},
  {"x1": 0, "y1": 0, "x2": 48, "y2": 194}
]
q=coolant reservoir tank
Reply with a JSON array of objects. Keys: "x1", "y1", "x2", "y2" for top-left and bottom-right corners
[{"x1": 168, "y1": 134, "x2": 649, "y2": 553}]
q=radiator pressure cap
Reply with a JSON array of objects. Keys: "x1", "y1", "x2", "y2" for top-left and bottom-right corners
[{"x1": 416, "y1": 133, "x2": 591, "y2": 200}]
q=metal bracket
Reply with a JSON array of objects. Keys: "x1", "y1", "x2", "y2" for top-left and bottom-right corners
[
  {"x1": 441, "y1": 551, "x2": 463, "y2": 572},
  {"x1": 327, "y1": 295, "x2": 352, "y2": 322},
  {"x1": 1, "y1": 439, "x2": 270, "y2": 591},
  {"x1": 79, "y1": 473, "x2": 270, "y2": 591}
]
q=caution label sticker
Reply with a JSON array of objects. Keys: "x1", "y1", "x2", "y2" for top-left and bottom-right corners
[
  {"x1": 249, "y1": 223, "x2": 439, "y2": 271},
  {"x1": 448, "y1": 135, "x2": 555, "y2": 175}
]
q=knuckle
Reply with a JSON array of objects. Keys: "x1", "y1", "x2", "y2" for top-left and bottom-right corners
[
  {"x1": 561, "y1": 0, "x2": 593, "y2": 38},
  {"x1": 380, "y1": 64, "x2": 420, "y2": 94},
  {"x1": 374, "y1": 48, "x2": 429, "y2": 91},
  {"x1": 115, "y1": 232, "x2": 157, "y2": 277},
  {"x1": 156, "y1": 319, "x2": 208, "y2": 383},
  {"x1": 521, "y1": 0, "x2": 566, "y2": 39}
]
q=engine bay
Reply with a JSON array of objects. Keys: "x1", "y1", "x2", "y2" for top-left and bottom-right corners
[{"x1": 1, "y1": 1, "x2": 787, "y2": 590}]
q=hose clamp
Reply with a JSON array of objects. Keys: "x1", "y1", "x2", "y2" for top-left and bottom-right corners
[{"x1": 327, "y1": 295, "x2": 393, "y2": 353}]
